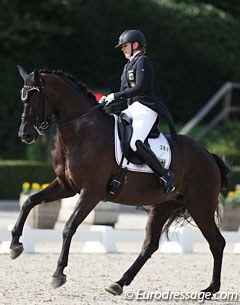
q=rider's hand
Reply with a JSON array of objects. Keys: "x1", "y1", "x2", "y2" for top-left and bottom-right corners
[{"x1": 104, "y1": 93, "x2": 115, "y2": 106}]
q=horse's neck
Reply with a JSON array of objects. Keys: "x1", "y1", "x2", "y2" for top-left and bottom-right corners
[
  {"x1": 57, "y1": 105, "x2": 112, "y2": 151},
  {"x1": 46, "y1": 74, "x2": 96, "y2": 122},
  {"x1": 56, "y1": 96, "x2": 105, "y2": 148},
  {"x1": 56, "y1": 93, "x2": 94, "y2": 122},
  {"x1": 46, "y1": 74, "x2": 106, "y2": 146}
]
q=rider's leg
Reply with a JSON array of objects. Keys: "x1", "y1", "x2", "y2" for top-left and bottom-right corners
[
  {"x1": 124, "y1": 102, "x2": 156, "y2": 151},
  {"x1": 127, "y1": 102, "x2": 174, "y2": 194},
  {"x1": 135, "y1": 140, "x2": 174, "y2": 193}
]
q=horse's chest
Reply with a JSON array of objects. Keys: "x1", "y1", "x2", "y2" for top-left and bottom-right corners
[
  {"x1": 64, "y1": 158, "x2": 73, "y2": 178},
  {"x1": 54, "y1": 152, "x2": 73, "y2": 183},
  {"x1": 64, "y1": 156, "x2": 82, "y2": 185}
]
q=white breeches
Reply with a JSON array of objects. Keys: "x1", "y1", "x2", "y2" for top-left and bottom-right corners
[{"x1": 122, "y1": 101, "x2": 158, "y2": 151}]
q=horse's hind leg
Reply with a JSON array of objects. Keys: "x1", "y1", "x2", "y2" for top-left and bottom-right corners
[
  {"x1": 186, "y1": 197, "x2": 225, "y2": 295},
  {"x1": 105, "y1": 201, "x2": 183, "y2": 295}
]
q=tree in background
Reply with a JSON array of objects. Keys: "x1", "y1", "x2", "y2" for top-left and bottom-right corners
[
  {"x1": 176, "y1": 0, "x2": 240, "y2": 19},
  {"x1": 0, "y1": 0, "x2": 239, "y2": 160}
]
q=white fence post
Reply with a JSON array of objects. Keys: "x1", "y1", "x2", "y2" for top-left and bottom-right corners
[
  {"x1": 21, "y1": 226, "x2": 35, "y2": 253},
  {"x1": 83, "y1": 225, "x2": 117, "y2": 253}
]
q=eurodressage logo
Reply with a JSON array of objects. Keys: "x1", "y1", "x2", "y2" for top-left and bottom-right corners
[{"x1": 124, "y1": 289, "x2": 239, "y2": 303}]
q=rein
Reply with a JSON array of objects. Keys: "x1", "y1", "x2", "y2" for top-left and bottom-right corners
[
  {"x1": 34, "y1": 71, "x2": 49, "y2": 135},
  {"x1": 56, "y1": 103, "x2": 103, "y2": 125}
]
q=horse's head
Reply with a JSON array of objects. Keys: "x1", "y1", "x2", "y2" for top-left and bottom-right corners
[{"x1": 17, "y1": 65, "x2": 51, "y2": 144}]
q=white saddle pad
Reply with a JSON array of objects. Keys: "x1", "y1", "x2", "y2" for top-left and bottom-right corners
[{"x1": 114, "y1": 115, "x2": 171, "y2": 173}]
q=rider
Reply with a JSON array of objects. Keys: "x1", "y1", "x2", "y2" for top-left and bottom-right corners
[{"x1": 103, "y1": 29, "x2": 174, "y2": 193}]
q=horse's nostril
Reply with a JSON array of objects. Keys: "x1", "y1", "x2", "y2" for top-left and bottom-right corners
[{"x1": 22, "y1": 133, "x2": 31, "y2": 140}]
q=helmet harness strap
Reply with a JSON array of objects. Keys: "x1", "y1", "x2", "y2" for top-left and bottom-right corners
[{"x1": 130, "y1": 42, "x2": 134, "y2": 57}]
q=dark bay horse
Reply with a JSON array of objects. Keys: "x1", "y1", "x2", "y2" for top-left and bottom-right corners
[{"x1": 11, "y1": 65, "x2": 229, "y2": 296}]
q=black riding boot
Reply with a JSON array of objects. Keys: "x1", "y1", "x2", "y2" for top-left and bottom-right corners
[{"x1": 135, "y1": 140, "x2": 175, "y2": 194}]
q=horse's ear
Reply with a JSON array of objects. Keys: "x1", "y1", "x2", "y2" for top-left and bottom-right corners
[{"x1": 17, "y1": 65, "x2": 28, "y2": 81}]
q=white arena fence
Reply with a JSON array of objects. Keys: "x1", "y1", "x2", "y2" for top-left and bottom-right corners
[{"x1": 0, "y1": 225, "x2": 240, "y2": 254}]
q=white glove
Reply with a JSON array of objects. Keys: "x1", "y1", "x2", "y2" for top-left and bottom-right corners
[
  {"x1": 105, "y1": 93, "x2": 115, "y2": 106},
  {"x1": 98, "y1": 95, "x2": 106, "y2": 104}
]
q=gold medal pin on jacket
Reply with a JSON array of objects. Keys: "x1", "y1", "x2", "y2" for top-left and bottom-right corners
[
  {"x1": 128, "y1": 70, "x2": 136, "y2": 87},
  {"x1": 128, "y1": 70, "x2": 134, "y2": 80}
]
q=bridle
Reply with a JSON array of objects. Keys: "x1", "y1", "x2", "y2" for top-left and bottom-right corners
[
  {"x1": 20, "y1": 70, "x2": 110, "y2": 135},
  {"x1": 21, "y1": 71, "x2": 49, "y2": 136}
]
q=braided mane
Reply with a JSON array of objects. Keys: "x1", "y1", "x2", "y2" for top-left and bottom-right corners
[{"x1": 40, "y1": 69, "x2": 96, "y2": 101}]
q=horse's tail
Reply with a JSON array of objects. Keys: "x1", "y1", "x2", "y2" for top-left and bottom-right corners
[
  {"x1": 162, "y1": 205, "x2": 190, "y2": 239},
  {"x1": 211, "y1": 153, "x2": 231, "y2": 191}
]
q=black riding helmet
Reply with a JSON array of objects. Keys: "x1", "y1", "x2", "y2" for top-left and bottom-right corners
[{"x1": 115, "y1": 29, "x2": 146, "y2": 48}]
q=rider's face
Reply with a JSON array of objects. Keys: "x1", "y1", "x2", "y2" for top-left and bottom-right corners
[
  {"x1": 121, "y1": 42, "x2": 132, "y2": 59},
  {"x1": 121, "y1": 42, "x2": 139, "y2": 59}
]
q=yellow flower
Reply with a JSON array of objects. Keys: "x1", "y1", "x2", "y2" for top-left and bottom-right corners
[
  {"x1": 227, "y1": 191, "x2": 235, "y2": 197},
  {"x1": 31, "y1": 183, "x2": 41, "y2": 191},
  {"x1": 41, "y1": 183, "x2": 49, "y2": 189},
  {"x1": 22, "y1": 182, "x2": 30, "y2": 190},
  {"x1": 224, "y1": 186, "x2": 240, "y2": 207}
]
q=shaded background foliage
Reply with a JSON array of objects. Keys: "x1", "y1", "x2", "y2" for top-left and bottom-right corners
[{"x1": 0, "y1": 0, "x2": 240, "y2": 160}]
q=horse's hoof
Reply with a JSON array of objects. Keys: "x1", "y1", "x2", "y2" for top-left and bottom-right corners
[
  {"x1": 200, "y1": 288, "x2": 216, "y2": 300},
  {"x1": 10, "y1": 244, "x2": 24, "y2": 259},
  {"x1": 201, "y1": 285, "x2": 219, "y2": 298},
  {"x1": 105, "y1": 283, "x2": 123, "y2": 295},
  {"x1": 51, "y1": 275, "x2": 66, "y2": 289}
]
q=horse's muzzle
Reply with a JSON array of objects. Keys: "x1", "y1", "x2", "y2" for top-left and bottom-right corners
[{"x1": 18, "y1": 131, "x2": 37, "y2": 144}]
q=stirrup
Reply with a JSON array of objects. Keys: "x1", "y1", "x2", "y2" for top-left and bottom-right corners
[{"x1": 159, "y1": 170, "x2": 175, "y2": 194}]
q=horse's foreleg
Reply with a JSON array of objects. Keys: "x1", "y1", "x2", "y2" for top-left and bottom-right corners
[
  {"x1": 106, "y1": 202, "x2": 183, "y2": 295},
  {"x1": 51, "y1": 192, "x2": 99, "y2": 289},
  {"x1": 10, "y1": 178, "x2": 75, "y2": 259}
]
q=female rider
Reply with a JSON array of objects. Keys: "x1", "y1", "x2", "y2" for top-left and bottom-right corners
[{"x1": 103, "y1": 29, "x2": 174, "y2": 194}]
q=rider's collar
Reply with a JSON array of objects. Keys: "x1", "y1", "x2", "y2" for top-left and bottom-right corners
[{"x1": 129, "y1": 50, "x2": 141, "y2": 62}]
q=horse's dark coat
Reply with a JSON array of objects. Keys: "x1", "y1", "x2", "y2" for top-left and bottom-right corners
[{"x1": 11, "y1": 66, "x2": 229, "y2": 296}]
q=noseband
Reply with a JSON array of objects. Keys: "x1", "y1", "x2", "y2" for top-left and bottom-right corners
[{"x1": 21, "y1": 71, "x2": 49, "y2": 136}]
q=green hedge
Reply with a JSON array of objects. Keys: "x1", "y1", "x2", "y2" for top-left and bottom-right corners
[
  {"x1": 0, "y1": 160, "x2": 55, "y2": 199},
  {"x1": 0, "y1": 160, "x2": 239, "y2": 199}
]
